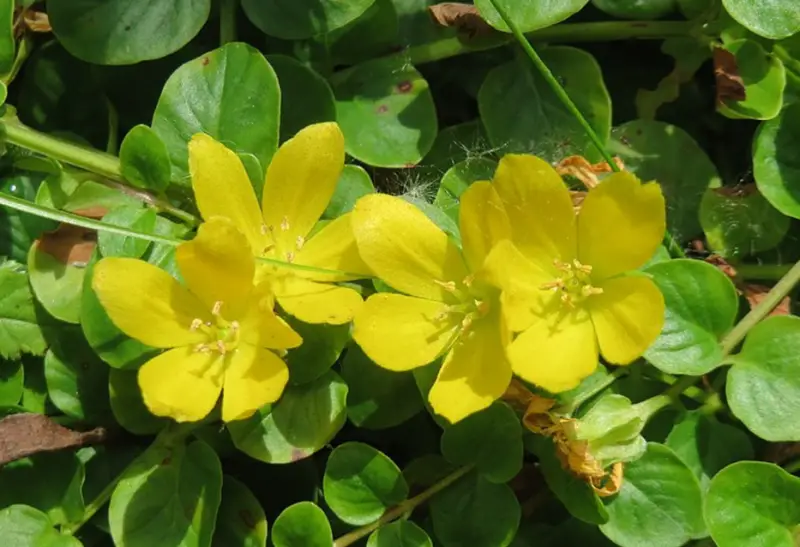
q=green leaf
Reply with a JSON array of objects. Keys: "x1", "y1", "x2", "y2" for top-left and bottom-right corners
[
  {"x1": 0, "y1": 0, "x2": 14, "y2": 76},
  {"x1": 151, "y1": 43, "x2": 280, "y2": 194},
  {"x1": 98, "y1": 205, "x2": 157, "y2": 259},
  {"x1": 0, "y1": 262, "x2": 58, "y2": 359},
  {"x1": 700, "y1": 186, "x2": 790, "y2": 258},
  {"x1": 284, "y1": 316, "x2": 349, "y2": 385},
  {"x1": 753, "y1": 102, "x2": 800, "y2": 219},
  {"x1": 433, "y1": 158, "x2": 498, "y2": 222},
  {"x1": 62, "y1": 180, "x2": 140, "y2": 213},
  {"x1": 479, "y1": 47, "x2": 611, "y2": 163},
  {"x1": 271, "y1": 502, "x2": 332, "y2": 547},
  {"x1": 323, "y1": 442, "x2": 409, "y2": 526},
  {"x1": 591, "y1": 0, "x2": 676, "y2": 19},
  {"x1": 229, "y1": 370, "x2": 348, "y2": 463},
  {"x1": 20, "y1": 356, "x2": 48, "y2": 413},
  {"x1": 665, "y1": 411, "x2": 754, "y2": 488},
  {"x1": 418, "y1": 120, "x2": 490, "y2": 180},
  {"x1": 705, "y1": 461, "x2": 800, "y2": 547},
  {"x1": 600, "y1": 443, "x2": 705, "y2": 547},
  {"x1": 430, "y1": 470, "x2": 520, "y2": 547},
  {"x1": 721, "y1": 0, "x2": 800, "y2": 40},
  {"x1": 109, "y1": 440, "x2": 222, "y2": 547},
  {"x1": 441, "y1": 402, "x2": 522, "y2": 484},
  {"x1": 368, "y1": 520, "x2": 432, "y2": 547},
  {"x1": 340, "y1": 344, "x2": 423, "y2": 430},
  {"x1": 27, "y1": 240, "x2": 85, "y2": 325},
  {"x1": 333, "y1": 56, "x2": 437, "y2": 167},
  {"x1": 0, "y1": 358, "x2": 23, "y2": 405},
  {"x1": 718, "y1": 40, "x2": 786, "y2": 120},
  {"x1": 474, "y1": 0, "x2": 589, "y2": 33},
  {"x1": 644, "y1": 259, "x2": 739, "y2": 375},
  {"x1": 403, "y1": 196, "x2": 461, "y2": 243},
  {"x1": 119, "y1": 125, "x2": 172, "y2": 192},
  {"x1": 212, "y1": 475, "x2": 267, "y2": 547},
  {"x1": 323, "y1": 165, "x2": 375, "y2": 220},
  {"x1": 44, "y1": 327, "x2": 111, "y2": 424},
  {"x1": 0, "y1": 505, "x2": 82, "y2": 547},
  {"x1": 728, "y1": 315, "x2": 800, "y2": 441},
  {"x1": 0, "y1": 452, "x2": 85, "y2": 526},
  {"x1": 329, "y1": 0, "x2": 399, "y2": 66},
  {"x1": 241, "y1": 0, "x2": 374, "y2": 39},
  {"x1": 611, "y1": 119, "x2": 721, "y2": 241},
  {"x1": 0, "y1": 173, "x2": 56, "y2": 263},
  {"x1": 48, "y1": 0, "x2": 211, "y2": 65},
  {"x1": 108, "y1": 368, "x2": 168, "y2": 435}
]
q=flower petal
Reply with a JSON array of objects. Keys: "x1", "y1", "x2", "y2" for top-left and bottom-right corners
[
  {"x1": 509, "y1": 308, "x2": 598, "y2": 393},
  {"x1": 262, "y1": 123, "x2": 345, "y2": 256},
  {"x1": 176, "y1": 217, "x2": 255, "y2": 319},
  {"x1": 492, "y1": 154, "x2": 576, "y2": 262},
  {"x1": 92, "y1": 258, "x2": 208, "y2": 348},
  {"x1": 459, "y1": 180, "x2": 511, "y2": 271},
  {"x1": 428, "y1": 312, "x2": 512, "y2": 423},
  {"x1": 239, "y1": 285, "x2": 303, "y2": 349},
  {"x1": 577, "y1": 172, "x2": 665, "y2": 280},
  {"x1": 138, "y1": 347, "x2": 223, "y2": 422},
  {"x1": 587, "y1": 275, "x2": 665, "y2": 364},
  {"x1": 221, "y1": 344, "x2": 289, "y2": 422},
  {"x1": 294, "y1": 213, "x2": 372, "y2": 282},
  {"x1": 353, "y1": 293, "x2": 460, "y2": 372},
  {"x1": 189, "y1": 133, "x2": 265, "y2": 253},
  {"x1": 274, "y1": 276, "x2": 362, "y2": 325},
  {"x1": 352, "y1": 194, "x2": 468, "y2": 302}
]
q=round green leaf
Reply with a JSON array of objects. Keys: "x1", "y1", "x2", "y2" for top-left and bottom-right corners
[
  {"x1": 706, "y1": 461, "x2": 800, "y2": 547},
  {"x1": 718, "y1": 40, "x2": 786, "y2": 120},
  {"x1": 0, "y1": 359, "x2": 23, "y2": 406},
  {"x1": 109, "y1": 368, "x2": 168, "y2": 435},
  {"x1": 241, "y1": 0, "x2": 374, "y2": 39},
  {"x1": 441, "y1": 402, "x2": 522, "y2": 484},
  {"x1": 213, "y1": 475, "x2": 267, "y2": 547},
  {"x1": 119, "y1": 125, "x2": 172, "y2": 192},
  {"x1": 0, "y1": 505, "x2": 82, "y2": 547},
  {"x1": 368, "y1": 520, "x2": 432, "y2": 547},
  {"x1": 753, "y1": 102, "x2": 800, "y2": 219},
  {"x1": 600, "y1": 443, "x2": 704, "y2": 547},
  {"x1": 340, "y1": 344, "x2": 423, "y2": 430},
  {"x1": 644, "y1": 259, "x2": 739, "y2": 375},
  {"x1": 474, "y1": 0, "x2": 589, "y2": 33},
  {"x1": 611, "y1": 119, "x2": 721, "y2": 241},
  {"x1": 329, "y1": 0, "x2": 399, "y2": 66},
  {"x1": 430, "y1": 471, "x2": 520, "y2": 547},
  {"x1": 228, "y1": 370, "x2": 348, "y2": 463},
  {"x1": 434, "y1": 158, "x2": 498, "y2": 223},
  {"x1": 728, "y1": 315, "x2": 800, "y2": 441},
  {"x1": 98, "y1": 205, "x2": 157, "y2": 259},
  {"x1": 284, "y1": 317, "x2": 349, "y2": 385},
  {"x1": 27, "y1": 241, "x2": 85, "y2": 324},
  {"x1": 323, "y1": 165, "x2": 375, "y2": 220},
  {"x1": 0, "y1": 0, "x2": 14, "y2": 76},
  {"x1": 48, "y1": 0, "x2": 211, "y2": 65},
  {"x1": 591, "y1": 0, "x2": 676, "y2": 19},
  {"x1": 479, "y1": 47, "x2": 611, "y2": 163},
  {"x1": 721, "y1": 0, "x2": 800, "y2": 40},
  {"x1": 109, "y1": 440, "x2": 222, "y2": 547},
  {"x1": 271, "y1": 502, "x2": 332, "y2": 547},
  {"x1": 151, "y1": 43, "x2": 280, "y2": 191},
  {"x1": 333, "y1": 56, "x2": 437, "y2": 167},
  {"x1": 0, "y1": 174, "x2": 56, "y2": 264},
  {"x1": 324, "y1": 442, "x2": 409, "y2": 526}
]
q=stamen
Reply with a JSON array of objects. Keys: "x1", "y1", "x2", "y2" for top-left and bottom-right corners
[
  {"x1": 260, "y1": 224, "x2": 268, "y2": 235},
  {"x1": 462, "y1": 274, "x2": 474, "y2": 288},
  {"x1": 540, "y1": 278, "x2": 565, "y2": 291},
  {"x1": 433, "y1": 279, "x2": 458, "y2": 293},
  {"x1": 194, "y1": 343, "x2": 211, "y2": 354},
  {"x1": 190, "y1": 318, "x2": 203, "y2": 331},
  {"x1": 581, "y1": 285, "x2": 604, "y2": 297},
  {"x1": 553, "y1": 259, "x2": 571, "y2": 272},
  {"x1": 286, "y1": 251, "x2": 295, "y2": 263},
  {"x1": 573, "y1": 260, "x2": 592, "y2": 274},
  {"x1": 296, "y1": 236, "x2": 305, "y2": 250},
  {"x1": 212, "y1": 301, "x2": 223, "y2": 316},
  {"x1": 217, "y1": 340, "x2": 227, "y2": 354},
  {"x1": 230, "y1": 321, "x2": 240, "y2": 332},
  {"x1": 560, "y1": 293, "x2": 575, "y2": 308},
  {"x1": 280, "y1": 217, "x2": 290, "y2": 231}
]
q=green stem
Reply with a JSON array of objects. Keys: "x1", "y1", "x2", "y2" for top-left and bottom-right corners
[
  {"x1": 220, "y1": 0, "x2": 237, "y2": 45},
  {"x1": 332, "y1": 466, "x2": 474, "y2": 547},
  {"x1": 734, "y1": 263, "x2": 791, "y2": 281},
  {"x1": 644, "y1": 369, "x2": 708, "y2": 403},
  {"x1": 634, "y1": 393, "x2": 673, "y2": 421}
]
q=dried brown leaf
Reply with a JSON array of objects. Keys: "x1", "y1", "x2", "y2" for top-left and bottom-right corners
[
  {"x1": 713, "y1": 47, "x2": 746, "y2": 107},
  {"x1": 428, "y1": 3, "x2": 494, "y2": 38},
  {"x1": 0, "y1": 413, "x2": 107, "y2": 466}
]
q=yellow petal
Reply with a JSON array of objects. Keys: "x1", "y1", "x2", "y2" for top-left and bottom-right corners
[
  {"x1": 587, "y1": 275, "x2": 665, "y2": 364},
  {"x1": 274, "y1": 276, "x2": 362, "y2": 325},
  {"x1": 509, "y1": 308, "x2": 598, "y2": 393},
  {"x1": 459, "y1": 181, "x2": 511, "y2": 271},
  {"x1": 92, "y1": 258, "x2": 208, "y2": 348},
  {"x1": 492, "y1": 154, "x2": 576, "y2": 262},
  {"x1": 428, "y1": 312, "x2": 512, "y2": 423},
  {"x1": 189, "y1": 133, "x2": 266, "y2": 253},
  {"x1": 176, "y1": 217, "x2": 255, "y2": 319},
  {"x1": 239, "y1": 285, "x2": 303, "y2": 349},
  {"x1": 577, "y1": 172, "x2": 666, "y2": 280},
  {"x1": 352, "y1": 194, "x2": 468, "y2": 302},
  {"x1": 352, "y1": 293, "x2": 460, "y2": 372},
  {"x1": 262, "y1": 123, "x2": 345, "y2": 255},
  {"x1": 221, "y1": 344, "x2": 289, "y2": 422},
  {"x1": 293, "y1": 213, "x2": 372, "y2": 282},
  {"x1": 138, "y1": 347, "x2": 222, "y2": 422}
]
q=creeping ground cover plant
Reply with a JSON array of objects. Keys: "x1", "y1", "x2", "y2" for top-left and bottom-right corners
[{"x1": 4, "y1": 1, "x2": 800, "y2": 547}]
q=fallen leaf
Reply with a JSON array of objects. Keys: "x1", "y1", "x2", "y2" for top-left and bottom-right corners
[
  {"x1": 713, "y1": 47, "x2": 746, "y2": 107},
  {"x1": 35, "y1": 206, "x2": 106, "y2": 267},
  {"x1": 428, "y1": 3, "x2": 495, "y2": 38},
  {"x1": 0, "y1": 413, "x2": 107, "y2": 466},
  {"x1": 23, "y1": 10, "x2": 51, "y2": 33},
  {"x1": 742, "y1": 283, "x2": 791, "y2": 317}
]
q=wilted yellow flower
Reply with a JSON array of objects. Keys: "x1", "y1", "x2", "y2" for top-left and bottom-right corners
[
  {"x1": 92, "y1": 218, "x2": 301, "y2": 423},
  {"x1": 484, "y1": 155, "x2": 666, "y2": 393},
  {"x1": 188, "y1": 123, "x2": 371, "y2": 325},
  {"x1": 351, "y1": 183, "x2": 512, "y2": 423}
]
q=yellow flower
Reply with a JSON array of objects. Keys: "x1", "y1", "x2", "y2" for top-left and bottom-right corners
[
  {"x1": 351, "y1": 183, "x2": 513, "y2": 423},
  {"x1": 92, "y1": 218, "x2": 302, "y2": 423},
  {"x1": 484, "y1": 155, "x2": 666, "y2": 393},
  {"x1": 188, "y1": 123, "x2": 371, "y2": 325}
]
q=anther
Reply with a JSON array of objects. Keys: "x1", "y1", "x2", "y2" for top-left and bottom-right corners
[
  {"x1": 286, "y1": 251, "x2": 295, "y2": 263},
  {"x1": 560, "y1": 293, "x2": 575, "y2": 308},
  {"x1": 230, "y1": 320, "x2": 240, "y2": 332},
  {"x1": 194, "y1": 343, "x2": 211, "y2": 354},
  {"x1": 296, "y1": 236, "x2": 305, "y2": 250},
  {"x1": 190, "y1": 318, "x2": 203, "y2": 331},
  {"x1": 553, "y1": 259, "x2": 571, "y2": 272},
  {"x1": 260, "y1": 224, "x2": 268, "y2": 235},
  {"x1": 540, "y1": 278, "x2": 565, "y2": 291},
  {"x1": 433, "y1": 279, "x2": 458, "y2": 293},
  {"x1": 212, "y1": 301, "x2": 223, "y2": 316},
  {"x1": 573, "y1": 260, "x2": 592, "y2": 274},
  {"x1": 280, "y1": 217, "x2": 290, "y2": 231},
  {"x1": 216, "y1": 340, "x2": 227, "y2": 354},
  {"x1": 581, "y1": 285, "x2": 604, "y2": 297}
]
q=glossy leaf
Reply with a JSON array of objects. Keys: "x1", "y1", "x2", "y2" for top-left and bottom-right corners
[
  {"x1": 285, "y1": 316, "x2": 349, "y2": 385},
  {"x1": 0, "y1": 262, "x2": 58, "y2": 359},
  {"x1": 434, "y1": 158, "x2": 498, "y2": 222},
  {"x1": 0, "y1": 505, "x2": 82, "y2": 547},
  {"x1": 721, "y1": 0, "x2": 800, "y2": 40},
  {"x1": 0, "y1": 358, "x2": 23, "y2": 406},
  {"x1": 98, "y1": 205, "x2": 157, "y2": 259},
  {"x1": 241, "y1": 0, "x2": 374, "y2": 39},
  {"x1": 119, "y1": 125, "x2": 172, "y2": 192},
  {"x1": 591, "y1": 0, "x2": 676, "y2": 19},
  {"x1": 212, "y1": 476, "x2": 267, "y2": 547},
  {"x1": 109, "y1": 368, "x2": 168, "y2": 435},
  {"x1": 475, "y1": 0, "x2": 590, "y2": 32},
  {"x1": 753, "y1": 102, "x2": 800, "y2": 219},
  {"x1": 323, "y1": 165, "x2": 375, "y2": 220},
  {"x1": 271, "y1": 502, "x2": 332, "y2": 547},
  {"x1": 718, "y1": 40, "x2": 786, "y2": 120},
  {"x1": 368, "y1": 520, "x2": 432, "y2": 547}
]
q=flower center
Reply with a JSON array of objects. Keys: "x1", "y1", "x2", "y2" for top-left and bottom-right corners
[
  {"x1": 433, "y1": 276, "x2": 491, "y2": 336},
  {"x1": 190, "y1": 301, "x2": 241, "y2": 355},
  {"x1": 260, "y1": 216, "x2": 303, "y2": 263},
  {"x1": 539, "y1": 259, "x2": 603, "y2": 308}
]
